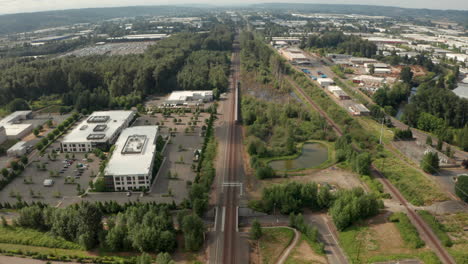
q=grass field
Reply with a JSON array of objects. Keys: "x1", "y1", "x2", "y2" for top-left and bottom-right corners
[
  {"x1": 285, "y1": 234, "x2": 327, "y2": 264},
  {"x1": 0, "y1": 226, "x2": 83, "y2": 250},
  {"x1": 437, "y1": 212, "x2": 468, "y2": 264},
  {"x1": 373, "y1": 149, "x2": 448, "y2": 206},
  {"x1": 258, "y1": 227, "x2": 294, "y2": 264},
  {"x1": 417, "y1": 211, "x2": 453, "y2": 247},
  {"x1": 338, "y1": 217, "x2": 441, "y2": 264}
]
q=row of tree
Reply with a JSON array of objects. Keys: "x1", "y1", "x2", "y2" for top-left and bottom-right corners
[
  {"x1": 15, "y1": 202, "x2": 206, "y2": 253},
  {"x1": 250, "y1": 182, "x2": 381, "y2": 230}
]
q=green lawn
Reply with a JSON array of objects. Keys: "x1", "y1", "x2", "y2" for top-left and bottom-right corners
[
  {"x1": 258, "y1": 227, "x2": 294, "y2": 264},
  {"x1": 338, "y1": 223, "x2": 441, "y2": 264},
  {"x1": 0, "y1": 226, "x2": 82, "y2": 250}
]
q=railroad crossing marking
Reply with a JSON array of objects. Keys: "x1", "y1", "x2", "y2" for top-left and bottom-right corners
[{"x1": 222, "y1": 182, "x2": 243, "y2": 196}]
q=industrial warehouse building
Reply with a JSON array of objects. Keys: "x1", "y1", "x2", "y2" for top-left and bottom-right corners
[
  {"x1": 7, "y1": 141, "x2": 28, "y2": 157},
  {"x1": 279, "y1": 48, "x2": 310, "y2": 64},
  {"x1": 164, "y1": 90, "x2": 213, "y2": 106},
  {"x1": 0, "y1": 111, "x2": 33, "y2": 144},
  {"x1": 349, "y1": 104, "x2": 371, "y2": 116},
  {"x1": 317, "y1": 78, "x2": 335, "y2": 88},
  {"x1": 61, "y1": 110, "x2": 136, "y2": 152},
  {"x1": 104, "y1": 126, "x2": 159, "y2": 191},
  {"x1": 327, "y1": 86, "x2": 350, "y2": 100}
]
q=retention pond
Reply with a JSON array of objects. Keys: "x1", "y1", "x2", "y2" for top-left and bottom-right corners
[{"x1": 268, "y1": 142, "x2": 329, "y2": 171}]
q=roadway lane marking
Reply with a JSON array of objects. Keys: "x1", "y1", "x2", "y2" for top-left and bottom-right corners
[
  {"x1": 214, "y1": 206, "x2": 218, "y2": 232},
  {"x1": 221, "y1": 206, "x2": 226, "y2": 232},
  {"x1": 236, "y1": 206, "x2": 239, "y2": 232}
]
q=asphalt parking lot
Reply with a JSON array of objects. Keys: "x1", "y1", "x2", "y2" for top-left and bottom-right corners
[
  {"x1": 0, "y1": 139, "x2": 101, "y2": 205},
  {"x1": 0, "y1": 110, "x2": 209, "y2": 206}
]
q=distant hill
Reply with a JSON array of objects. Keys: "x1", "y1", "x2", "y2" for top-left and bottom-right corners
[
  {"x1": 0, "y1": 3, "x2": 467, "y2": 35},
  {"x1": 250, "y1": 3, "x2": 468, "y2": 26},
  {"x1": 0, "y1": 5, "x2": 206, "y2": 35}
]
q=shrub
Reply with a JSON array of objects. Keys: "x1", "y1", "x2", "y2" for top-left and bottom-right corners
[{"x1": 389, "y1": 212, "x2": 425, "y2": 249}]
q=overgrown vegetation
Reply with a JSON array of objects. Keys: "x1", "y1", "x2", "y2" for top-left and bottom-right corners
[
  {"x1": 389, "y1": 212, "x2": 425, "y2": 249},
  {"x1": 417, "y1": 211, "x2": 452, "y2": 247}
]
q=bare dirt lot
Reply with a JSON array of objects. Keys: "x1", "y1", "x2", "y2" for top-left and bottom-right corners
[{"x1": 248, "y1": 166, "x2": 366, "y2": 200}]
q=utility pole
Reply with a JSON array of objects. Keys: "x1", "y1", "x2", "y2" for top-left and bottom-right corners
[{"x1": 379, "y1": 117, "x2": 385, "y2": 145}]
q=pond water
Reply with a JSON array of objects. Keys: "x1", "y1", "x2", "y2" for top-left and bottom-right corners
[{"x1": 268, "y1": 143, "x2": 329, "y2": 171}]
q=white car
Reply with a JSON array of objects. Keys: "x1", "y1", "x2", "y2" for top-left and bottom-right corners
[{"x1": 43, "y1": 179, "x2": 54, "y2": 187}]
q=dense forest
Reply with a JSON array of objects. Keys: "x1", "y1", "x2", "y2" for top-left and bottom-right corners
[
  {"x1": 0, "y1": 25, "x2": 233, "y2": 113},
  {"x1": 402, "y1": 81, "x2": 468, "y2": 150},
  {"x1": 300, "y1": 31, "x2": 378, "y2": 58}
]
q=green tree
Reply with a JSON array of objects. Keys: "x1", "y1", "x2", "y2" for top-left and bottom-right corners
[
  {"x1": 250, "y1": 219, "x2": 262, "y2": 240},
  {"x1": 400, "y1": 66, "x2": 413, "y2": 84},
  {"x1": 33, "y1": 128, "x2": 40, "y2": 137},
  {"x1": 426, "y1": 136, "x2": 433, "y2": 146},
  {"x1": 20, "y1": 155, "x2": 28, "y2": 165},
  {"x1": 156, "y1": 252, "x2": 175, "y2": 264},
  {"x1": 368, "y1": 64, "x2": 375, "y2": 75},
  {"x1": 7, "y1": 98, "x2": 30, "y2": 112},
  {"x1": 455, "y1": 175, "x2": 468, "y2": 202},
  {"x1": 421, "y1": 152, "x2": 439, "y2": 174},
  {"x1": 182, "y1": 214, "x2": 205, "y2": 251},
  {"x1": 135, "y1": 252, "x2": 152, "y2": 264}
]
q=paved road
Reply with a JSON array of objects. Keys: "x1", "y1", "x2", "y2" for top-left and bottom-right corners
[
  {"x1": 306, "y1": 213, "x2": 349, "y2": 264},
  {"x1": 274, "y1": 227, "x2": 300, "y2": 264}
]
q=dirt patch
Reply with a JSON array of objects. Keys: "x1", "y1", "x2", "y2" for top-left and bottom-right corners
[
  {"x1": 366, "y1": 214, "x2": 416, "y2": 256},
  {"x1": 391, "y1": 65, "x2": 428, "y2": 77},
  {"x1": 264, "y1": 166, "x2": 365, "y2": 190},
  {"x1": 287, "y1": 237, "x2": 328, "y2": 264}
]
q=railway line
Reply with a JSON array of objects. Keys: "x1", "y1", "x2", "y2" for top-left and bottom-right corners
[{"x1": 210, "y1": 32, "x2": 243, "y2": 264}]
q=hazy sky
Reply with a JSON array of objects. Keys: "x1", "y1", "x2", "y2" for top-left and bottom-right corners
[{"x1": 0, "y1": 0, "x2": 467, "y2": 15}]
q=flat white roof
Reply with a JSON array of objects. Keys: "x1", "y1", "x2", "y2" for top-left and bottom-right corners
[
  {"x1": 453, "y1": 84, "x2": 468, "y2": 99},
  {"x1": 4, "y1": 124, "x2": 32, "y2": 136},
  {"x1": 166, "y1": 90, "x2": 213, "y2": 102},
  {"x1": 317, "y1": 78, "x2": 334, "y2": 83},
  {"x1": 327, "y1": 86, "x2": 342, "y2": 92},
  {"x1": 0, "y1": 111, "x2": 32, "y2": 127},
  {"x1": 104, "y1": 126, "x2": 158, "y2": 176},
  {"x1": 62, "y1": 110, "x2": 134, "y2": 144},
  {"x1": 351, "y1": 104, "x2": 370, "y2": 112},
  {"x1": 8, "y1": 141, "x2": 27, "y2": 151}
]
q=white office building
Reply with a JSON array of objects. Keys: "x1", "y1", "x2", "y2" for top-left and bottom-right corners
[
  {"x1": 104, "y1": 126, "x2": 159, "y2": 191},
  {"x1": 164, "y1": 90, "x2": 213, "y2": 106},
  {"x1": 0, "y1": 111, "x2": 33, "y2": 144},
  {"x1": 61, "y1": 110, "x2": 136, "y2": 152},
  {"x1": 7, "y1": 141, "x2": 28, "y2": 157}
]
